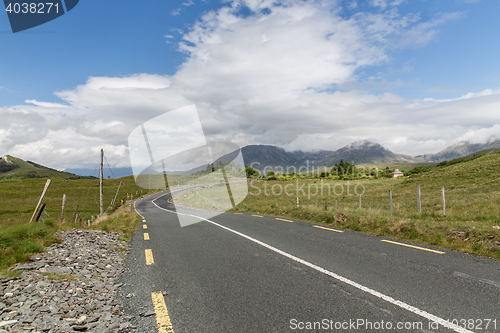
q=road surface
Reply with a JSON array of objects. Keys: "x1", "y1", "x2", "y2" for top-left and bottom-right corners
[{"x1": 118, "y1": 189, "x2": 500, "y2": 333}]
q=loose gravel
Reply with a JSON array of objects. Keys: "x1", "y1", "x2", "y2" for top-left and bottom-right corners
[{"x1": 0, "y1": 229, "x2": 137, "y2": 333}]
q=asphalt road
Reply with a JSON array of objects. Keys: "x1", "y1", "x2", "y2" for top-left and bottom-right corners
[{"x1": 119, "y1": 188, "x2": 500, "y2": 333}]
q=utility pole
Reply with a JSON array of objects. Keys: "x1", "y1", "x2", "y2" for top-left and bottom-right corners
[{"x1": 100, "y1": 149, "x2": 104, "y2": 217}]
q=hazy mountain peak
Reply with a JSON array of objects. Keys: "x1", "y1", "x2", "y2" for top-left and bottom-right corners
[{"x1": 346, "y1": 140, "x2": 381, "y2": 150}]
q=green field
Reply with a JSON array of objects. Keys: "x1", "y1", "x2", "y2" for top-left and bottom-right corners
[
  {"x1": 0, "y1": 176, "x2": 148, "y2": 273},
  {"x1": 231, "y1": 153, "x2": 500, "y2": 259}
]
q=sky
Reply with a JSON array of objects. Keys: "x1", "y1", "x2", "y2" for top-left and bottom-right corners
[{"x1": 1, "y1": 0, "x2": 500, "y2": 170}]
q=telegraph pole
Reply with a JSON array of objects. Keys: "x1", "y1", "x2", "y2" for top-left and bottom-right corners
[{"x1": 100, "y1": 149, "x2": 104, "y2": 217}]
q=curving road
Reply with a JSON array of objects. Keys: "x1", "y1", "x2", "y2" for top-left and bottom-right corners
[{"x1": 118, "y1": 188, "x2": 500, "y2": 333}]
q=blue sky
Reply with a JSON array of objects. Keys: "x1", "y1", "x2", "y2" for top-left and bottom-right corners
[{"x1": 1, "y1": 0, "x2": 500, "y2": 169}]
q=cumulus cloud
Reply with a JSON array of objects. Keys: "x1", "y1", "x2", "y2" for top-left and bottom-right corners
[
  {"x1": 24, "y1": 100, "x2": 69, "y2": 108},
  {"x1": 456, "y1": 124, "x2": 500, "y2": 144},
  {"x1": 2, "y1": 0, "x2": 498, "y2": 168}
]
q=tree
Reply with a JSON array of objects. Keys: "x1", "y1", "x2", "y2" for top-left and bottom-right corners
[{"x1": 245, "y1": 165, "x2": 260, "y2": 178}]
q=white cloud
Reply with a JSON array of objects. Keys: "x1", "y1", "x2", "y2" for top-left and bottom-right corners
[
  {"x1": 370, "y1": 0, "x2": 405, "y2": 9},
  {"x1": 3, "y1": 0, "x2": 495, "y2": 167},
  {"x1": 456, "y1": 124, "x2": 500, "y2": 144},
  {"x1": 25, "y1": 100, "x2": 68, "y2": 108}
]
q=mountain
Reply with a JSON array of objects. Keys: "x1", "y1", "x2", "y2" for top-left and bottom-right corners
[
  {"x1": 0, "y1": 155, "x2": 94, "y2": 181},
  {"x1": 318, "y1": 140, "x2": 421, "y2": 166},
  {"x1": 241, "y1": 141, "x2": 422, "y2": 173},
  {"x1": 8, "y1": 137, "x2": 497, "y2": 179},
  {"x1": 418, "y1": 140, "x2": 500, "y2": 162},
  {"x1": 241, "y1": 145, "x2": 328, "y2": 169}
]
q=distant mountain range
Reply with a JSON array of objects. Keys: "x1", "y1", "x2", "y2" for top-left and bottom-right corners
[
  {"x1": 416, "y1": 140, "x2": 500, "y2": 162},
  {"x1": 4, "y1": 138, "x2": 499, "y2": 179},
  {"x1": 64, "y1": 139, "x2": 500, "y2": 176},
  {"x1": 64, "y1": 167, "x2": 133, "y2": 179},
  {"x1": 241, "y1": 139, "x2": 500, "y2": 171}
]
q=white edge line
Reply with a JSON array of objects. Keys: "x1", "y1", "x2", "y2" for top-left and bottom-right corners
[{"x1": 149, "y1": 197, "x2": 474, "y2": 333}]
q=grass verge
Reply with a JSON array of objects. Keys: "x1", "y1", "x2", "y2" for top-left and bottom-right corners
[
  {"x1": 0, "y1": 200, "x2": 142, "y2": 276},
  {"x1": 230, "y1": 153, "x2": 500, "y2": 259}
]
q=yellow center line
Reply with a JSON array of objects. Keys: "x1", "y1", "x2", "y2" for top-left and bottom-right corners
[
  {"x1": 313, "y1": 225, "x2": 344, "y2": 233},
  {"x1": 252, "y1": 215, "x2": 263, "y2": 217},
  {"x1": 143, "y1": 224, "x2": 147, "y2": 229},
  {"x1": 145, "y1": 249, "x2": 154, "y2": 265},
  {"x1": 381, "y1": 240, "x2": 445, "y2": 254},
  {"x1": 143, "y1": 219, "x2": 146, "y2": 222},
  {"x1": 276, "y1": 218, "x2": 293, "y2": 223},
  {"x1": 151, "y1": 291, "x2": 174, "y2": 333},
  {"x1": 144, "y1": 233, "x2": 150, "y2": 241}
]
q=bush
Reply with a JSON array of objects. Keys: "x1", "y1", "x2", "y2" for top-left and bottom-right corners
[
  {"x1": 266, "y1": 171, "x2": 277, "y2": 180},
  {"x1": 26, "y1": 171, "x2": 41, "y2": 178},
  {"x1": 245, "y1": 166, "x2": 260, "y2": 178},
  {"x1": 406, "y1": 166, "x2": 433, "y2": 176}
]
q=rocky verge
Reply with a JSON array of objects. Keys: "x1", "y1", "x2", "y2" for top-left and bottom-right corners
[{"x1": 0, "y1": 229, "x2": 135, "y2": 333}]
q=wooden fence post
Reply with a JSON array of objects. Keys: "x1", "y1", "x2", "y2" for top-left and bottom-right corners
[
  {"x1": 296, "y1": 197, "x2": 299, "y2": 208},
  {"x1": 441, "y1": 186, "x2": 446, "y2": 217},
  {"x1": 389, "y1": 190, "x2": 392, "y2": 214},
  {"x1": 358, "y1": 194, "x2": 361, "y2": 209},
  {"x1": 315, "y1": 197, "x2": 317, "y2": 208},
  {"x1": 72, "y1": 205, "x2": 79, "y2": 224},
  {"x1": 60, "y1": 194, "x2": 66, "y2": 223},
  {"x1": 30, "y1": 179, "x2": 51, "y2": 222},
  {"x1": 417, "y1": 184, "x2": 421, "y2": 213},
  {"x1": 335, "y1": 199, "x2": 337, "y2": 210},
  {"x1": 35, "y1": 203, "x2": 46, "y2": 222}
]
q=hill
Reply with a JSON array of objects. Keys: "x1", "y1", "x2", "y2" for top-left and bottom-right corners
[
  {"x1": 0, "y1": 155, "x2": 95, "y2": 181},
  {"x1": 241, "y1": 141, "x2": 425, "y2": 173},
  {"x1": 241, "y1": 145, "x2": 326, "y2": 169},
  {"x1": 418, "y1": 139, "x2": 500, "y2": 162},
  {"x1": 318, "y1": 140, "x2": 424, "y2": 165}
]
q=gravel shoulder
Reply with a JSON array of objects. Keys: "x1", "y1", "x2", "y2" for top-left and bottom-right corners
[{"x1": 0, "y1": 229, "x2": 137, "y2": 333}]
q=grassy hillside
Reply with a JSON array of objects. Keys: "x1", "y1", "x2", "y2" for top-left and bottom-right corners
[
  {"x1": 0, "y1": 155, "x2": 91, "y2": 181},
  {"x1": 232, "y1": 153, "x2": 500, "y2": 259},
  {"x1": 356, "y1": 162, "x2": 437, "y2": 173}
]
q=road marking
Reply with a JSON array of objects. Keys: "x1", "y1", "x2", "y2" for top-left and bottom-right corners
[
  {"x1": 151, "y1": 201, "x2": 472, "y2": 333},
  {"x1": 145, "y1": 249, "x2": 154, "y2": 265},
  {"x1": 151, "y1": 291, "x2": 174, "y2": 333},
  {"x1": 143, "y1": 224, "x2": 147, "y2": 229},
  {"x1": 143, "y1": 219, "x2": 146, "y2": 222},
  {"x1": 252, "y1": 215, "x2": 263, "y2": 217},
  {"x1": 381, "y1": 240, "x2": 445, "y2": 254},
  {"x1": 144, "y1": 233, "x2": 150, "y2": 241},
  {"x1": 276, "y1": 218, "x2": 293, "y2": 223},
  {"x1": 314, "y1": 225, "x2": 344, "y2": 233},
  {"x1": 134, "y1": 201, "x2": 145, "y2": 219}
]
